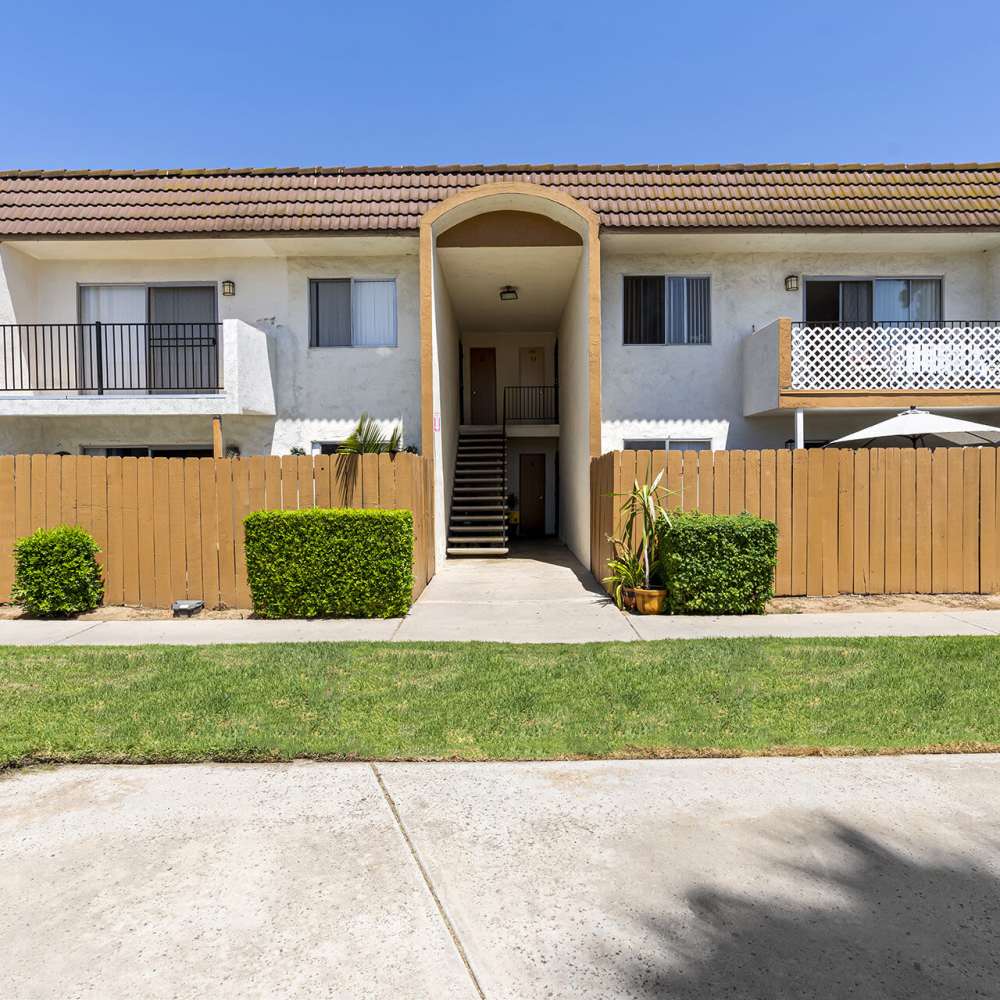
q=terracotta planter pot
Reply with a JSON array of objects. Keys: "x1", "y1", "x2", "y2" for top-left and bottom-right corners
[{"x1": 633, "y1": 587, "x2": 667, "y2": 615}]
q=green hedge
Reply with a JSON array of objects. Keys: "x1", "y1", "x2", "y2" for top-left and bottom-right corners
[
  {"x1": 660, "y1": 511, "x2": 777, "y2": 615},
  {"x1": 243, "y1": 508, "x2": 413, "y2": 619},
  {"x1": 12, "y1": 525, "x2": 104, "y2": 617}
]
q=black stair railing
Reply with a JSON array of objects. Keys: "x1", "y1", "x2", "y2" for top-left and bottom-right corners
[
  {"x1": 502, "y1": 385, "x2": 558, "y2": 432},
  {"x1": 0, "y1": 322, "x2": 223, "y2": 393}
]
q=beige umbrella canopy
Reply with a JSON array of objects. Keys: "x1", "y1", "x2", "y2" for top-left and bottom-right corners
[{"x1": 829, "y1": 407, "x2": 1000, "y2": 448}]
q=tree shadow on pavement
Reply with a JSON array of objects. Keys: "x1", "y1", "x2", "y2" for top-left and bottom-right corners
[{"x1": 622, "y1": 819, "x2": 1000, "y2": 1000}]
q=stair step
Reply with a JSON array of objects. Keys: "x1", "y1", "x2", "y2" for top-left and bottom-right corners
[
  {"x1": 452, "y1": 505, "x2": 505, "y2": 512},
  {"x1": 447, "y1": 547, "x2": 509, "y2": 557},
  {"x1": 448, "y1": 525, "x2": 506, "y2": 534},
  {"x1": 454, "y1": 486, "x2": 504, "y2": 494},
  {"x1": 448, "y1": 536, "x2": 508, "y2": 544},
  {"x1": 449, "y1": 514, "x2": 506, "y2": 522}
]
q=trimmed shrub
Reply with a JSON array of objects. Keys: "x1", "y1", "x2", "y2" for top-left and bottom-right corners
[
  {"x1": 660, "y1": 511, "x2": 777, "y2": 615},
  {"x1": 12, "y1": 525, "x2": 104, "y2": 617},
  {"x1": 244, "y1": 508, "x2": 413, "y2": 618}
]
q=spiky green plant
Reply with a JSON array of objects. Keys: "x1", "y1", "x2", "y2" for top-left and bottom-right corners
[{"x1": 338, "y1": 414, "x2": 403, "y2": 455}]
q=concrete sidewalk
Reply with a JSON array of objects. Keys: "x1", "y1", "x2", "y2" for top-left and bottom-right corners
[
  {"x1": 2, "y1": 541, "x2": 999, "y2": 643},
  {"x1": 3, "y1": 756, "x2": 998, "y2": 999}
]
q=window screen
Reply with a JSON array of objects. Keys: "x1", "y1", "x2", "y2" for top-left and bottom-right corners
[
  {"x1": 310, "y1": 279, "x2": 352, "y2": 347},
  {"x1": 623, "y1": 276, "x2": 665, "y2": 344},
  {"x1": 624, "y1": 276, "x2": 710, "y2": 344}
]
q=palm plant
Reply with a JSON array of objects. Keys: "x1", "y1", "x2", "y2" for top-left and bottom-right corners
[{"x1": 338, "y1": 414, "x2": 403, "y2": 455}]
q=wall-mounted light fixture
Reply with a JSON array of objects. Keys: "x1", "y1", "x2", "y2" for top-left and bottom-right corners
[
  {"x1": 221, "y1": 280, "x2": 236, "y2": 297},
  {"x1": 784, "y1": 274, "x2": 800, "y2": 292},
  {"x1": 499, "y1": 285, "x2": 518, "y2": 302}
]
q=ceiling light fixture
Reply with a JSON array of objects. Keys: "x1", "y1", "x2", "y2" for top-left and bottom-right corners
[{"x1": 499, "y1": 285, "x2": 518, "y2": 302}]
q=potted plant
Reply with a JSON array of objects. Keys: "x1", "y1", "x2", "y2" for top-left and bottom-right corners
[{"x1": 604, "y1": 471, "x2": 671, "y2": 615}]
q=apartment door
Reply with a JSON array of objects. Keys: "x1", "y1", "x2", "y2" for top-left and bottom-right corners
[
  {"x1": 519, "y1": 346, "x2": 544, "y2": 385},
  {"x1": 78, "y1": 285, "x2": 147, "y2": 394},
  {"x1": 519, "y1": 453, "x2": 546, "y2": 537},
  {"x1": 148, "y1": 286, "x2": 218, "y2": 392},
  {"x1": 470, "y1": 347, "x2": 496, "y2": 424}
]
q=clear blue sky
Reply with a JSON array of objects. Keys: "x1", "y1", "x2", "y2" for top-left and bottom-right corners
[{"x1": 4, "y1": 0, "x2": 999, "y2": 169}]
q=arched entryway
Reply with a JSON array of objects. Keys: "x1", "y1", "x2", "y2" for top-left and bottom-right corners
[{"x1": 418, "y1": 183, "x2": 602, "y2": 567}]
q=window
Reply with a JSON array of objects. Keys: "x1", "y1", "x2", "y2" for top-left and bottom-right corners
[
  {"x1": 804, "y1": 278, "x2": 942, "y2": 325},
  {"x1": 310, "y1": 278, "x2": 397, "y2": 347},
  {"x1": 311, "y1": 441, "x2": 344, "y2": 455},
  {"x1": 668, "y1": 439, "x2": 712, "y2": 452},
  {"x1": 623, "y1": 438, "x2": 667, "y2": 451},
  {"x1": 81, "y1": 445, "x2": 213, "y2": 458},
  {"x1": 623, "y1": 276, "x2": 710, "y2": 345}
]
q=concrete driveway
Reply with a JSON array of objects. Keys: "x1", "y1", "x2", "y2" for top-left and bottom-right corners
[{"x1": 3, "y1": 756, "x2": 999, "y2": 999}]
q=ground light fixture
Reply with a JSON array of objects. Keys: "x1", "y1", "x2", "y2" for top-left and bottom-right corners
[
  {"x1": 784, "y1": 274, "x2": 800, "y2": 292},
  {"x1": 499, "y1": 285, "x2": 518, "y2": 301},
  {"x1": 221, "y1": 280, "x2": 236, "y2": 296}
]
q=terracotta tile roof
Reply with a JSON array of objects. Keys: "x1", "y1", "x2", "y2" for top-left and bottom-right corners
[{"x1": 1, "y1": 163, "x2": 999, "y2": 237}]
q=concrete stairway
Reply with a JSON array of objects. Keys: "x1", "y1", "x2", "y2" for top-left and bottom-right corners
[{"x1": 447, "y1": 429, "x2": 508, "y2": 557}]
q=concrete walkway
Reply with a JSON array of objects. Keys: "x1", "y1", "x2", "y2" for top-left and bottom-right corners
[
  {"x1": 1, "y1": 541, "x2": 1000, "y2": 643},
  {"x1": 3, "y1": 755, "x2": 998, "y2": 999}
]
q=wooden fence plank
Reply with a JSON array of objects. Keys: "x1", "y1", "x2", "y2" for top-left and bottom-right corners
[
  {"x1": 121, "y1": 457, "x2": 140, "y2": 606},
  {"x1": 981, "y1": 450, "x2": 999, "y2": 594},
  {"x1": 30, "y1": 454, "x2": 46, "y2": 531},
  {"x1": 233, "y1": 460, "x2": 252, "y2": 607},
  {"x1": 744, "y1": 451, "x2": 761, "y2": 517},
  {"x1": 136, "y1": 458, "x2": 155, "y2": 607},
  {"x1": 90, "y1": 457, "x2": 109, "y2": 589},
  {"x1": 899, "y1": 449, "x2": 916, "y2": 594},
  {"x1": 60, "y1": 454, "x2": 77, "y2": 525},
  {"x1": 279, "y1": 456, "x2": 298, "y2": 509},
  {"x1": 868, "y1": 449, "x2": 886, "y2": 594},
  {"x1": 697, "y1": 452, "x2": 714, "y2": 517},
  {"x1": 682, "y1": 451, "x2": 698, "y2": 510},
  {"x1": 215, "y1": 460, "x2": 238, "y2": 609},
  {"x1": 946, "y1": 449, "x2": 964, "y2": 593},
  {"x1": 915, "y1": 449, "x2": 932, "y2": 593},
  {"x1": 0, "y1": 456, "x2": 14, "y2": 600},
  {"x1": 198, "y1": 458, "x2": 220, "y2": 609},
  {"x1": 837, "y1": 450, "x2": 854, "y2": 594},
  {"x1": 248, "y1": 456, "x2": 266, "y2": 514},
  {"x1": 760, "y1": 450, "x2": 776, "y2": 523},
  {"x1": 264, "y1": 455, "x2": 282, "y2": 510},
  {"x1": 791, "y1": 449, "x2": 808, "y2": 595},
  {"x1": 44, "y1": 455, "x2": 61, "y2": 528},
  {"x1": 151, "y1": 459, "x2": 172, "y2": 609},
  {"x1": 963, "y1": 448, "x2": 980, "y2": 594},
  {"x1": 184, "y1": 458, "x2": 204, "y2": 600},
  {"x1": 297, "y1": 455, "x2": 314, "y2": 508},
  {"x1": 729, "y1": 450, "x2": 745, "y2": 514},
  {"x1": 774, "y1": 450, "x2": 792, "y2": 595},
  {"x1": 14, "y1": 455, "x2": 31, "y2": 541},
  {"x1": 884, "y1": 449, "x2": 901, "y2": 593},
  {"x1": 713, "y1": 451, "x2": 730, "y2": 514},
  {"x1": 315, "y1": 454, "x2": 332, "y2": 508},
  {"x1": 167, "y1": 459, "x2": 188, "y2": 601},
  {"x1": 821, "y1": 448, "x2": 839, "y2": 596},
  {"x1": 805, "y1": 449, "x2": 824, "y2": 596},
  {"x1": 360, "y1": 454, "x2": 379, "y2": 508},
  {"x1": 378, "y1": 453, "x2": 396, "y2": 510},
  {"x1": 931, "y1": 449, "x2": 949, "y2": 594},
  {"x1": 853, "y1": 451, "x2": 870, "y2": 594},
  {"x1": 75, "y1": 455, "x2": 92, "y2": 536}
]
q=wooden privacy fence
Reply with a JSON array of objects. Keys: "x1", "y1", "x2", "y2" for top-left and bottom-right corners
[
  {"x1": 591, "y1": 447, "x2": 1000, "y2": 597},
  {"x1": 0, "y1": 452, "x2": 435, "y2": 609}
]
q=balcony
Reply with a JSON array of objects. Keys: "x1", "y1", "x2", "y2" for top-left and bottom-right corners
[
  {"x1": 744, "y1": 318, "x2": 1000, "y2": 415},
  {"x1": 503, "y1": 385, "x2": 559, "y2": 435},
  {"x1": 0, "y1": 319, "x2": 275, "y2": 417}
]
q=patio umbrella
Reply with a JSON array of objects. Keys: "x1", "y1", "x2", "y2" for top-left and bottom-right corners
[{"x1": 828, "y1": 407, "x2": 1000, "y2": 448}]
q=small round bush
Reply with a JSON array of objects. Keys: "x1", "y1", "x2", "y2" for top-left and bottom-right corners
[{"x1": 12, "y1": 525, "x2": 104, "y2": 617}]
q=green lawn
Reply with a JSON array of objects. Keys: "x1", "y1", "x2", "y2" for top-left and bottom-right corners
[{"x1": 1, "y1": 638, "x2": 999, "y2": 768}]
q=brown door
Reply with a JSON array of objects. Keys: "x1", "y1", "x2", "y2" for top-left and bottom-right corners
[
  {"x1": 519, "y1": 453, "x2": 546, "y2": 537},
  {"x1": 470, "y1": 347, "x2": 496, "y2": 424}
]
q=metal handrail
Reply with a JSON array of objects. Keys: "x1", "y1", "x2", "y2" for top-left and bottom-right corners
[
  {"x1": 792, "y1": 320, "x2": 1000, "y2": 329},
  {"x1": 502, "y1": 384, "x2": 559, "y2": 433},
  {"x1": 0, "y1": 322, "x2": 223, "y2": 393}
]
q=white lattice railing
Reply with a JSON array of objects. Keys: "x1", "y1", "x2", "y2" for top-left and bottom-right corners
[{"x1": 790, "y1": 322, "x2": 1000, "y2": 391}]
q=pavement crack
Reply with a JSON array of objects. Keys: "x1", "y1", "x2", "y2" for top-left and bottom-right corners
[
  {"x1": 370, "y1": 763, "x2": 486, "y2": 999},
  {"x1": 55, "y1": 622, "x2": 103, "y2": 644}
]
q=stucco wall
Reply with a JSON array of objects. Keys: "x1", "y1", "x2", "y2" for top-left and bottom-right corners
[
  {"x1": 601, "y1": 244, "x2": 995, "y2": 450},
  {"x1": 558, "y1": 256, "x2": 591, "y2": 563},
  {"x1": 0, "y1": 244, "x2": 421, "y2": 456}
]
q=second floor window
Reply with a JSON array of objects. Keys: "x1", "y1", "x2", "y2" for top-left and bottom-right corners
[
  {"x1": 309, "y1": 278, "x2": 397, "y2": 348},
  {"x1": 804, "y1": 278, "x2": 942, "y2": 325},
  {"x1": 623, "y1": 275, "x2": 711, "y2": 345}
]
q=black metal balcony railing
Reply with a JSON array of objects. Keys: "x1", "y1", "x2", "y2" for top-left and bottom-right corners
[
  {"x1": 0, "y1": 322, "x2": 222, "y2": 393},
  {"x1": 503, "y1": 385, "x2": 559, "y2": 428}
]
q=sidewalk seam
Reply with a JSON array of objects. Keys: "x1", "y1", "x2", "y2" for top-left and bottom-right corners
[
  {"x1": 941, "y1": 612, "x2": 1000, "y2": 635},
  {"x1": 55, "y1": 622, "x2": 103, "y2": 644},
  {"x1": 370, "y1": 763, "x2": 486, "y2": 999}
]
